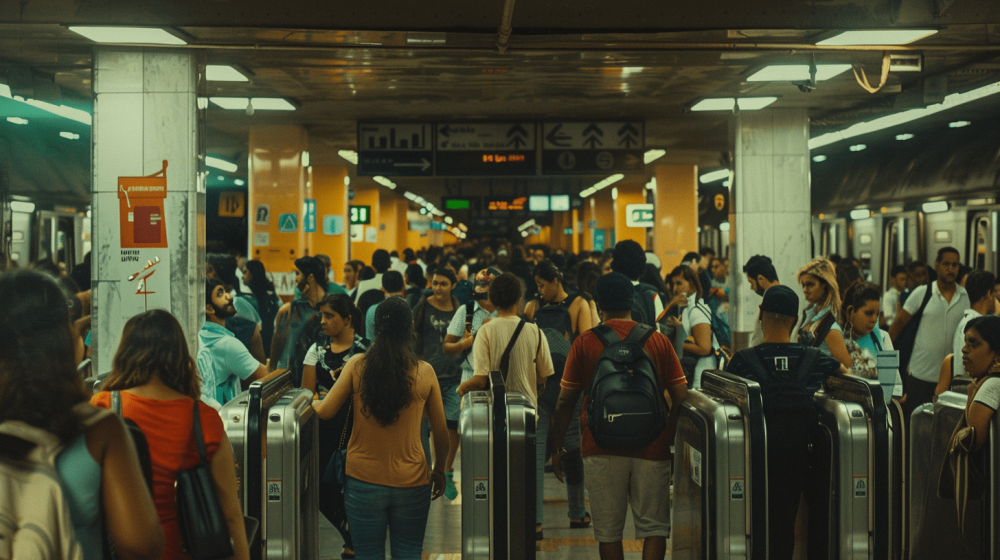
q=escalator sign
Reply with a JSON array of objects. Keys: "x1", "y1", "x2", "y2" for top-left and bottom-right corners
[{"x1": 474, "y1": 478, "x2": 488, "y2": 501}]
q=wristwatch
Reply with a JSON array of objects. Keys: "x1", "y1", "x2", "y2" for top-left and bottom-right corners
[{"x1": 554, "y1": 447, "x2": 568, "y2": 456}]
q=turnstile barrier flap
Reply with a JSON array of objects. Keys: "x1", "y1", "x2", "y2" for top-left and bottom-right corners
[
  {"x1": 700, "y1": 370, "x2": 764, "y2": 413},
  {"x1": 822, "y1": 374, "x2": 888, "y2": 418}
]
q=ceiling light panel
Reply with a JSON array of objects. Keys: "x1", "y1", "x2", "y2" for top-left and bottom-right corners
[
  {"x1": 747, "y1": 64, "x2": 852, "y2": 82},
  {"x1": 691, "y1": 97, "x2": 777, "y2": 111},
  {"x1": 206, "y1": 65, "x2": 249, "y2": 82},
  {"x1": 817, "y1": 29, "x2": 937, "y2": 46},
  {"x1": 68, "y1": 26, "x2": 187, "y2": 45}
]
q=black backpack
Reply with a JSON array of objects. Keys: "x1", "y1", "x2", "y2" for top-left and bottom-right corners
[
  {"x1": 533, "y1": 294, "x2": 580, "y2": 373},
  {"x1": 630, "y1": 282, "x2": 661, "y2": 328},
  {"x1": 585, "y1": 323, "x2": 666, "y2": 450},
  {"x1": 738, "y1": 347, "x2": 821, "y2": 413}
]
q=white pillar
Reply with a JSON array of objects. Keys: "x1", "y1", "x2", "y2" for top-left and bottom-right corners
[
  {"x1": 729, "y1": 109, "x2": 811, "y2": 350},
  {"x1": 91, "y1": 47, "x2": 203, "y2": 373}
]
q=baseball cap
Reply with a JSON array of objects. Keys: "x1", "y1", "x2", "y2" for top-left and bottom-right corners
[{"x1": 760, "y1": 285, "x2": 799, "y2": 318}]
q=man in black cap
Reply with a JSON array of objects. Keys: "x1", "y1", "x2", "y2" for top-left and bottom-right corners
[
  {"x1": 548, "y1": 272, "x2": 686, "y2": 560},
  {"x1": 269, "y1": 256, "x2": 330, "y2": 384},
  {"x1": 725, "y1": 285, "x2": 846, "y2": 560}
]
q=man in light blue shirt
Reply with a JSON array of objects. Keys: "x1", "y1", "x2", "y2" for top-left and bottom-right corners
[
  {"x1": 198, "y1": 278, "x2": 268, "y2": 405},
  {"x1": 365, "y1": 271, "x2": 406, "y2": 338}
]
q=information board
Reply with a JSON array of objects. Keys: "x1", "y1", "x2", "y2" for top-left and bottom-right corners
[
  {"x1": 350, "y1": 205, "x2": 371, "y2": 225},
  {"x1": 486, "y1": 196, "x2": 527, "y2": 212},
  {"x1": 542, "y1": 121, "x2": 644, "y2": 175},
  {"x1": 357, "y1": 123, "x2": 434, "y2": 176},
  {"x1": 435, "y1": 123, "x2": 536, "y2": 176}
]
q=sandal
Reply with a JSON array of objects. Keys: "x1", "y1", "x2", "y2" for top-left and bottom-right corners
[
  {"x1": 569, "y1": 512, "x2": 591, "y2": 529},
  {"x1": 341, "y1": 547, "x2": 355, "y2": 559}
]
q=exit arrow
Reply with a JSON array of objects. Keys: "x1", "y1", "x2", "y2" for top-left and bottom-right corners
[
  {"x1": 507, "y1": 124, "x2": 528, "y2": 138},
  {"x1": 583, "y1": 136, "x2": 602, "y2": 149},
  {"x1": 618, "y1": 123, "x2": 639, "y2": 137},
  {"x1": 620, "y1": 135, "x2": 638, "y2": 149},
  {"x1": 509, "y1": 136, "x2": 527, "y2": 149},
  {"x1": 439, "y1": 125, "x2": 451, "y2": 138},
  {"x1": 545, "y1": 124, "x2": 572, "y2": 148},
  {"x1": 583, "y1": 123, "x2": 604, "y2": 137},
  {"x1": 394, "y1": 158, "x2": 432, "y2": 172}
]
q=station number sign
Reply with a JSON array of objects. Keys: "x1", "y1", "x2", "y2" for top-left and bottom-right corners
[{"x1": 350, "y1": 205, "x2": 371, "y2": 225}]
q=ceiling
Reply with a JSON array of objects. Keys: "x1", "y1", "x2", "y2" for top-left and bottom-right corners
[{"x1": 2, "y1": 0, "x2": 1000, "y2": 223}]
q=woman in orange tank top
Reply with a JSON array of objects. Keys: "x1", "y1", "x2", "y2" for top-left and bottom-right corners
[{"x1": 313, "y1": 297, "x2": 450, "y2": 560}]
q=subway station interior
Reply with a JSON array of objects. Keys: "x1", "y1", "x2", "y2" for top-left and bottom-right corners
[{"x1": 3, "y1": 0, "x2": 1000, "y2": 559}]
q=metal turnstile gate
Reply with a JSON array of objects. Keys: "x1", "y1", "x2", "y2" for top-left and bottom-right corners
[
  {"x1": 460, "y1": 369, "x2": 537, "y2": 560},
  {"x1": 673, "y1": 370, "x2": 768, "y2": 560}
]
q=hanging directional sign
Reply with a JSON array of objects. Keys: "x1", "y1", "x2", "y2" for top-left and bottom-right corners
[
  {"x1": 541, "y1": 121, "x2": 644, "y2": 175},
  {"x1": 625, "y1": 203, "x2": 655, "y2": 228},
  {"x1": 435, "y1": 123, "x2": 536, "y2": 176},
  {"x1": 357, "y1": 123, "x2": 434, "y2": 176}
]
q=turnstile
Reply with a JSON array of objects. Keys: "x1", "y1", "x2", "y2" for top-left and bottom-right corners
[
  {"x1": 220, "y1": 370, "x2": 319, "y2": 560},
  {"x1": 673, "y1": 370, "x2": 768, "y2": 560},
  {"x1": 909, "y1": 391, "x2": 998, "y2": 560},
  {"x1": 460, "y1": 369, "x2": 537, "y2": 560},
  {"x1": 812, "y1": 374, "x2": 891, "y2": 560}
]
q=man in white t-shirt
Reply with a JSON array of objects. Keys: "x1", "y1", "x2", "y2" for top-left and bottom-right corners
[
  {"x1": 743, "y1": 255, "x2": 782, "y2": 348},
  {"x1": 881, "y1": 265, "x2": 907, "y2": 328},
  {"x1": 890, "y1": 247, "x2": 969, "y2": 414},
  {"x1": 952, "y1": 270, "x2": 996, "y2": 381},
  {"x1": 458, "y1": 272, "x2": 554, "y2": 409}
]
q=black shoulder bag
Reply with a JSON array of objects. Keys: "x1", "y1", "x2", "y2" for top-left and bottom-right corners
[
  {"x1": 175, "y1": 400, "x2": 234, "y2": 560},
  {"x1": 894, "y1": 284, "x2": 934, "y2": 381}
]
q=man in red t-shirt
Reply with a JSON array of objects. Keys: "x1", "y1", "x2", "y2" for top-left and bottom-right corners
[{"x1": 549, "y1": 272, "x2": 687, "y2": 560}]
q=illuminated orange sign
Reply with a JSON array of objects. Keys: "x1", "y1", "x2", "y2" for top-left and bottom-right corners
[
  {"x1": 487, "y1": 196, "x2": 527, "y2": 211},
  {"x1": 118, "y1": 161, "x2": 168, "y2": 249},
  {"x1": 482, "y1": 154, "x2": 527, "y2": 163}
]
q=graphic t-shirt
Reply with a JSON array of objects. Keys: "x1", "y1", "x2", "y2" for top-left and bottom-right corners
[
  {"x1": 726, "y1": 343, "x2": 843, "y2": 413},
  {"x1": 420, "y1": 302, "x2": 460, "y2": 384}
]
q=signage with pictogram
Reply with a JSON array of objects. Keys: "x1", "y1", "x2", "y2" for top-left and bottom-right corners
[
  {"x1": 435, "y1": 122, "x2": 536, "y2": 176},
  {"x1": 357, "y1": 123, "x2": 435, "y2": 176},
  {"x1": 625, "y1": 203, "x2": 655, "y2": 228},
  {"x1": 116, "y1": 160, "x2": 172, "y2": 315},
  {"x1": 278, "y1": 213, "x2": 298, "y2": 233},
  {"x1": 542, "y1": 121, "x2": 645, "y2": 175}
]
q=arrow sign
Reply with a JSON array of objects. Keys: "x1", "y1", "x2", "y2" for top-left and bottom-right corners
[
  {"x1": 394, "y1": 158, "x2": 432, "y2": 172},
  {"x1": 583, "y1": 124, "x2": 604, "y2": 137},
  {"x1": 583, "y1": 135, "x2": 602, "y2": 149},
  {"x1": 618, "y1": 123, "x2": 640, "y2": 148},
  {"x1": 545, "y1": 124, "x2": 572, "y2": 148},
  {"x1": 507, "y1": 124, "x2": 529, "y2": 149},
  {"x1": 439, "y1": 124, "x2": 451, "y2": 138}
]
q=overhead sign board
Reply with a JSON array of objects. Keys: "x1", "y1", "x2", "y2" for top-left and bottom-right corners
[
  {"x1": 436, "y1": 123, "x2": 535, "y2": 176},
  {"x1": 357, "y1": 123, "x2": 434, "y2": 176},
  {"x1": 486, "y1": 196, "x2": 527, "y2": 212},
  {"x1": 349, "y1": 205, "x2": 371, "y2": 225},
  {"x1": 542, "y1": 121, "x2": 645, "y2": 175},
  {"x1": 625, "y1": 203, "x2": 655, "y2": 228}
]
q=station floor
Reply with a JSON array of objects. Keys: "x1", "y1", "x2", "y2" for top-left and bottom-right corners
[{"x1": 318, "y1": 463, "x2": 653, "y2": 559}]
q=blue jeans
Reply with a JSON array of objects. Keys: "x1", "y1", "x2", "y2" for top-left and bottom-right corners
[
  {"x1": 344, "y1": 477, "x2": 431, "y2": 560},
  {"x1": 536, "y1": 375, "x2": 586, "y2": 523}
]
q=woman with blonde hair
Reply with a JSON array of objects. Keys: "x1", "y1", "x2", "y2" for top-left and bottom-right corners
[
  {"x1": 796, "y1": 258, "x2": 852, "y2": 368},
  {"x1": 93, "y1": 309, "x2": 250, "y2": 560}
]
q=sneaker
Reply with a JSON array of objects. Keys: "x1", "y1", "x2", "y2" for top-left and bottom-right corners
[{"x1": 444, "y1": 472, "x2": 458, "y2": 500}]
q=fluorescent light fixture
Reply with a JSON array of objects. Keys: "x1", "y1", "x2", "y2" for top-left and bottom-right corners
[
  {"x1": 722, "y1": 180, "x2": 731, "y2": 187},
  {"x1": 301, "y1": 151, "x2": 310, "y2": 167},
  {"x1": 339, "y1": 150, "x2": 358, "y2": 165},
  {"x1": 373, "y1": 176, "x2": 396, "y2": 189},
  {"x1": 719, "y1": 222, "x2": 731, "y2": 232},
  {"x1": 403, "y1": 191, "x2": 418, "y2": 201},
  {"x1": 22, "y1": 99, "x2": 91, "y2": 125},
  {"x1": 644, "y1": 149, "x2": 666, "y2": 164},
  {"x1": 817, "y1": 29, "x2": 937, "y2": 46},
  {"x1": 414, "y1": 196, "x2": 426, "y2": 205},
  {"x1": 458, "y1": 223, "x2": 468, "y2": 232},
  {"x1": 444, "y1": 216, "x2": 454, "y2": 224},
  {"x1": 518, "y1": 219, "x2": 536, "y2": 232},
  {"x1": 197, "y1": 97, "x2": 208, "y2": 110},
  {"x1": 813, "y1": 155, "x2": 828, "y2": 162},
  {"x1": 949, "y1": 120, "x2": 971, "y2": 128},
  {"x1": 6, "y1": 117, "x2": 28, "y2": 125},
  {"x1": 0, "y1": 83, "x2": 10, "y2": 98},
  {"x1": 645, "y1": 177, "x2": 657, "y2": 192},
  {"x1": 206, "y1": 156, "x2": 238, "y2": 173},
  {"x1": 611, "y1": 187, "x2": 619, "y2": 200},
  {"x1": 850, "y1": 209, "x2": 872, "y2": 220},
  {"x1": 895, "y1": 133, "x2": 914, "y2": 141},
  {"x1": 922, "y1": 201, "x2": 949, "y2": 213},
  {"x1": 700, "y1": 169, "x2": 730, "y2": 183},
  {"x1": 59, "y1": 131, "x2": 80, "y2": 140},
  {"x1": 579, "y1": 173, "x2": 626, "y2": 198},
  {"x1": 68, "y1": 26, "x2": 187, "y2": 45},
  {"x1": 344, "y1": 176, "x2": 350, "y2": 186},
  {"x1": 747, "y1": 64, "x2": 852, "y2": 82},
  {"x1": 521, "y1": 230, "x2": 529, "y2": 238},
  {"x1": 691, "y1": 97, "x2": 777, "y2": 111},
  {"x1": 206, "y1": 65, "x2": 248, "y2": 82},
  {"x1": 250, "y1": 98, "x2": 295, "y2": 111},
  {"x1": 809, "y1": 80, "x2": 1000, "y2": 150},
  {"x1": 849, "y1": 144, "x2": 867, "y2": 152},
  {"x1": 11, "y1": 201, "x2": 35, "y2": 213},
  {"x1": 234, "y1": 179, "x2": 245, "y2": 186},
  {"x1": 209, "y1": 97, "x2": 249, "y2": 110}
]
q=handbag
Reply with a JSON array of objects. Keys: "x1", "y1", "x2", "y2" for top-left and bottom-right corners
[
  {"x1": 175, "y1": 400, "x2": 234, "y2": 560},
  {"x1": 936, "y1": 415, "x2": 986, "y2": 534},
  {"x1": 323, "y1": 399, "x2": 353, "y2": 489},
  {"x1": 894, "y1": 284, "x2": 934, "y2": 382}
]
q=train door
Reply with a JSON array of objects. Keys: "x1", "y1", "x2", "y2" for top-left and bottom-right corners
[
  {"x1": 967, "y1": 211, "x2": 998, "y2": 275},
  {"x1": 881, "y1": 217, "x2": 906, "y2": 292},
  {"x1": 851, "y1": 217, "x2": 876, "y2": 282},
  {"x1": 34, "y1": 210, "x2": 78, "y2": 273},
  {"x1": 817, "y1": 218, "x2": 848, "y2": 258}
]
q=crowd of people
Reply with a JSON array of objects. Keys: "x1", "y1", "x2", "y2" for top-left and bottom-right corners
[{"x1": 1, "y1": 237, "x2": 997, "y2": 560}]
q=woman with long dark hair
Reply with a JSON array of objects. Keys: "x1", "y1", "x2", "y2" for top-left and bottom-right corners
[
  {"x1": 312, "y1": 297, "x2": 449, "y2": 560},
  {"x1": 241, "y1": 259, "x2": 282, "y2": 352},
  {"x1": 94, "y1": 309, "x2": 250, "y2": 560},
  {"x1": 666, "y1": 265, "x2": 720, "y2": 388},
  {"x1": 0, "y1": 270, "x2": 163, "y2": 560}
]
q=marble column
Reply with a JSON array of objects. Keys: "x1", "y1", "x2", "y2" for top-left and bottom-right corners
[
  {"x1": 729, "y1": 109, "x2": 811, "y2": 351},
  {"x1": 91, "y1": 47, "x2": 202, "y2": 373}
]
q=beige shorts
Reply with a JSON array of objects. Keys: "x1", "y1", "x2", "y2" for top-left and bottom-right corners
[{"x1": 583, "y1": 455, "x2": 672, "y2": 542}]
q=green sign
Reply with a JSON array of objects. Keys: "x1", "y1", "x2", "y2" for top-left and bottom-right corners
[{"x1": 349, "y1": 205, "x2": 371, "y2": 225}]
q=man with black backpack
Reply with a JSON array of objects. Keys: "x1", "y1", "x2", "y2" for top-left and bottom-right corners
[
  {"x1": 549, "y1": 272, "x2": 687, "y2": 560},
  {"x1": 724, "y1": 285, "x2": 846, "y2": 560},
  {"x1": 610, "y1": 240, "x2": 663, "y2": 329}
]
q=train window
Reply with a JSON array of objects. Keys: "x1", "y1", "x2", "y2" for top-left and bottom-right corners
[
  {"x1": 820, "y1": 222, "x2": 838, "y2": 256},
  {"x1": 12, "y1": 231, "x2": 23, "y2": 241},
  {"x1": 968, "y1": 214, "x2": 995, "y2": 274},
  {"x1": 882, "y1": 220, "x2": 901, "y2": 292}
]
